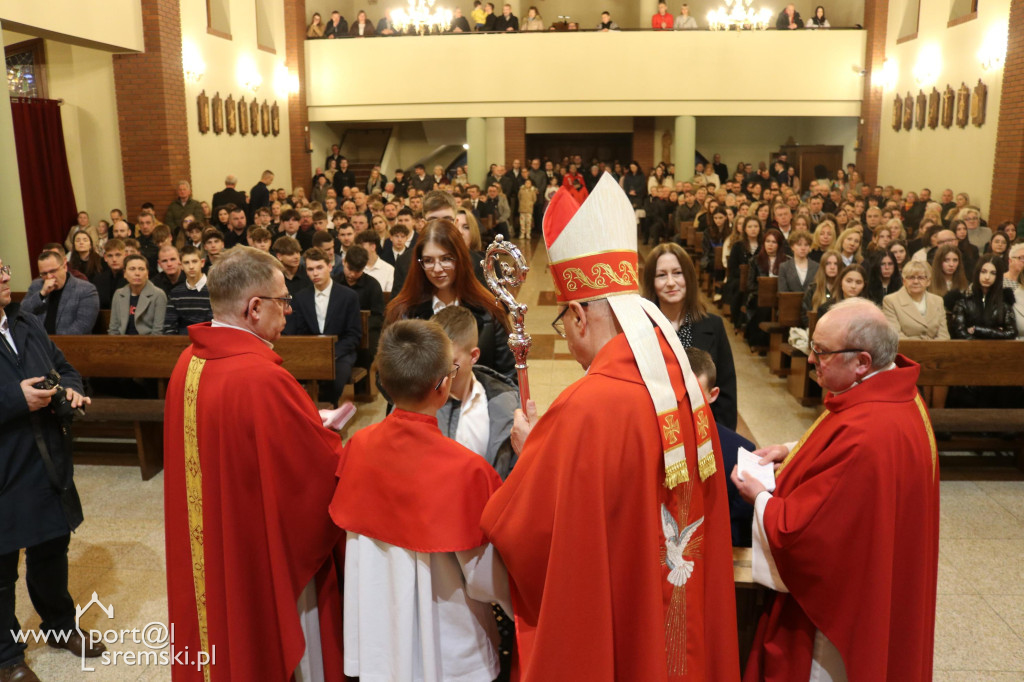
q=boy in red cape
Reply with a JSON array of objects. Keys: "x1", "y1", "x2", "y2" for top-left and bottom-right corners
[
  {"x1": 732, "y1": 299, "x2": 940, "y2": 681},
  {"x1": 330, "y1": 319, "x2": 511, "y2": 681},
  {"x1": 163, "y1": 247, "x2": 345, "y2": 681},
  {"x1": 481, "y1": 174, "x2": 739, "y2": 681}
]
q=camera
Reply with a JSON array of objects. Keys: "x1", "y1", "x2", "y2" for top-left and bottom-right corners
[{"x1": 36, "y1": 370, "x2": 85, "y2": 420}]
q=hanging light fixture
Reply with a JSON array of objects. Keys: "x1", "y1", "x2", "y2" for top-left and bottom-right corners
[
  {"x1": 707, "y1": 0, "x2": 772, "y2": 31},
  {"x1": 391, "y1": 0, "x2": 453, "y2": 35}
]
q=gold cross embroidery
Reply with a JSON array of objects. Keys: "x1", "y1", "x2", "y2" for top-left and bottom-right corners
[
  {"x1": 663, "y1": 413, "x2": 681, "y2": 445},
  {"x1": 695, "y1": 410, "x2": 710, "y2": 441}
]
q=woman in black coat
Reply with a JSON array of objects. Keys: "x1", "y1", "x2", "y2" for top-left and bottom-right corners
[
  {"x1": 951, "y1": 256, "x2": 1018, "y2": 339},
  {"x1": 641, "y1": 243, "x2": 738, "y2": 430}
]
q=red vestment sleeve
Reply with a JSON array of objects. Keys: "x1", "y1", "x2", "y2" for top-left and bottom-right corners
[{"x1": 164, "y1": 325, "x2": 345, "y2": 681}]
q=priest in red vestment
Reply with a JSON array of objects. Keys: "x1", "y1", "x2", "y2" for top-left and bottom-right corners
[
  {"x1": 733, "y1": 299, "x2": 940, "y2": 682},
  {"x1": 163, "y1": 247, "x2": 345, "y2": 681},
  {"x1": 481, "y1": 173, "x2": 739, "y2": 681}
]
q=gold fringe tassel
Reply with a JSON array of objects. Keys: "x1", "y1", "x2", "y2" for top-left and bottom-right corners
[{"x1": 665, "y1": 458, "x2": 690, "y2": 488}]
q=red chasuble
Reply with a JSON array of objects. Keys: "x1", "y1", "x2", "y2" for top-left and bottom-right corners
[
  {"x1": 164, "y1": 324, "x2": 345, "y2": 681},
  {"x1": 481, "y1": 331, "x2": 739, "y2": 682},
  {"x1": 744, "y1": 356, "x2": 940, "y2": 682},
  {"x1": 329, "y1": 409, "x2": 501, "y2": 552}
]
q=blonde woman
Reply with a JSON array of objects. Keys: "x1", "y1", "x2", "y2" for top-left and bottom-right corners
[
  {"x1": 831, "y1": 227, "x2": 864, "y2": 266},
  {"x1": 522, "y1": 5, "x2": 544, "y2": 30},
  {"x1": 801, "y1": 251, "x2": 842, "y2": 326},
  {"x1": 809, "y1": 220, "x2": 836, "y2": 262},
  {"x1": 306, "y1": 12, "x2": 325, "y2": 37},
  {"x1": 883, "y1": 261, "x2": 950, "y2": 339}
]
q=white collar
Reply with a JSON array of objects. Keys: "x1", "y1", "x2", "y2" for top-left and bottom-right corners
[
  {"x1": 316, "y1": 280, "x2": 333, "y2": 297},
  {"x1": 833, "y1": 362, "x2": 897, "y2": 394},
  {"x1": 211, "y1": 319, "x2": 274, "y2": 348},
  {"x1": 187, "y1": 275, "x2": 207, "y2": 292},
  {"x1": 432, "y1": 295, "x2": 459, "y2": 314}
]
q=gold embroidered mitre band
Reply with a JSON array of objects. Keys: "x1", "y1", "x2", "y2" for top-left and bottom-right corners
[{"x1": 542, "y1": 174, "x2": 717, "y2": 488}]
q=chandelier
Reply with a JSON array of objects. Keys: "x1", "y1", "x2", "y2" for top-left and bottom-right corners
[
  {"x1": 707, "y1": 0, "x2": 772, "y2": 31},
  {"x1": 392, "y1": 0, "x2": 453, "y2": 35}
]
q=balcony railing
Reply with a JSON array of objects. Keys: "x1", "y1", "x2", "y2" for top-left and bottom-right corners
[{"x1": 306, "y1": 29, "x2": 867, "y2": 121}]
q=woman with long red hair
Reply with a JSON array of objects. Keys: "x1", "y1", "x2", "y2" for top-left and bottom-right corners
[{"x1": 386, "y1": 219, "x2": 514, "y2": 377}]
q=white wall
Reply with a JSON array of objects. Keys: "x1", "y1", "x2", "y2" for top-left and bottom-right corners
[
  {"x1": 876, "y1": 0, "x2": 1010, "y2": 216},
  {"x1": 180, "y1": 0, "x2": 293, "y2": 202},
  {"x1": 650, "y1": 116, "x2": 859, "y2": 174},
  {"x1": 44, "y1": 41, "x2": 127, "y2": 218},
  {"x1": 0, "y1": 0, "x2": 142, "y2": 52}
]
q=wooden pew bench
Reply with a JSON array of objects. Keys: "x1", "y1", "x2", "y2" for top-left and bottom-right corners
[
  {"x1": 898, "y1": 340, "x2": 1024, "y2": 470},
  {"x1": 758, "y1": 289, "x2": 803, "y2": 377},
  {"x1": 780, "y1": 310, "x2": 821, "y2": 406},
  {"x1": 52, "y1": 334, "x2": 337, "y2": 479}
]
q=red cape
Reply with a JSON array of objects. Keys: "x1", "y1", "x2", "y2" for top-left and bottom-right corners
[
  {"x1": 481, "y1": 332, "x2": 739, "y2": 681},
  {"x1": 164, "y1": 324, "x2": 345, "y2": 681},
  {"x1": 744, "y1": 356, "x2": 940, "y2": 682},
  {"x1": 329, "y1": 409, "x2": 502, "y2": 552}
]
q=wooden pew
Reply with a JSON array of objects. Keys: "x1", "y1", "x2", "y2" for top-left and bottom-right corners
[
  {"x1": 898, "y1": 340, "x2": 1024, "y2": 469},
  {"x1": 52, "y1": 334, "x2": 336, "y2": 479},
  {"x1": 760, "y1": 291, "x2": 804, "y2": 376},
  {"x1": 783, "y1": 310, "x2": 821, "y2": 406}
]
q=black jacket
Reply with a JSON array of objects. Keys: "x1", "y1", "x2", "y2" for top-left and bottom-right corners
[
  {"x1": 323, "y1": 17, "x2": 349, "y2": 38},
  {"x1": 337, "y1": 273, "x2": 384, "y2": 365},
  {"x1": 248, "y1": 181, "x2": 271, "y2": 221},
  {"x1": 286, "y1": 283, "x2": 363, "y2": 359},
  {"x1": 211, "y1": 187, "x2": 248, "y2": 213},
  {"x1": 493, "y1": 14, "x2": 519, "y2": 31},
  {"x1": 332, "y1": 169, "x2": 357, "y2": 192},
  {"x1": 950, "y1": 288, "x2": 1018, "y2": 339},
  {"x1": 406, "y1": 300, "x2": 515, "y2": 380},
  {"x1": 0, "y1": 305, "x2": 84, "y2": 554},
  {"x1": 679, "y1": 313, "x2": 738, "y2": 430}
]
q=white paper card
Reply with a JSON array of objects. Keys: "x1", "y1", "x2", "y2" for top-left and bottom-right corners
[{"x1": 737, "y1": 447, "x2": 776, "y2": 492}]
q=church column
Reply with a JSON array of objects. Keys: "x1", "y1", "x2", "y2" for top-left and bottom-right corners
[
  {"x1": 989, "y1": 0, "x2": 1024, "y2": 224},
  {"x1": 467, "y1": 117, "x2": 488, "y2": 186},
  {"x1": 674, "y1": 115, "x2": 696, "y2": 182},
  {"x1": 111, "y1": 0, "x2": 191, "y2": 212},
  {"x1": 855, "y1": 0, "x2": 889, "y2": 185},
  {"x1": 285, "y1": 0, "x2": 310, "y2": 195},
  {"x1": 0, "y1": 25, "x2": 32, "y2": 288},
  {"x1": 504, "y1": 117, "x2": 526, "y2": 170}
]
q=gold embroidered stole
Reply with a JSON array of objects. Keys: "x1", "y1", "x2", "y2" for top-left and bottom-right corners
[
  {"x1": 775, "y1": 409, "x2": 831, "y2": 478},
  {"x1": 183, "y1": 356, "x2": 212, "y2": 682}
]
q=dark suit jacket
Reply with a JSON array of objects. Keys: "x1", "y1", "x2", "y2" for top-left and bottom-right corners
[
  {"x1": 718, "y1": 425, "x2": 755, "y2": 547},
  {"x1": 211, "y1": 188, "x2": 248, "y2": 213},
  {"x1": 90, "y1": 269, "x2": 127, "y2": 310},
  {"x1": 332, "y1": 169, "x2": 357, "y2": 192},
  {"x1": 392, "y1": 249, "x2": 414, "y2": 295},
  {"x1": 337, "y1": 273, "x2": 384, "y2": 365},
  {"x1": 0, "y1": 306, "x2": 85, "y2": 553},
  {"x1": 24, "y1": 275, "x2": 100, "y2": 335},
  {"x1": 685, "y1": 313, "x2": 738, "y2": 431},
  {"x1": 248, "y1": 182, "x2": 271, "y2": 221},
  {"x1": 287, "y1": 283, "x2": 362, "y2": 361}
]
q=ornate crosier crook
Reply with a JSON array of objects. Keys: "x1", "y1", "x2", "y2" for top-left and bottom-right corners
[{"x1": 482, "y1": 236, "x2": 531, "y2": 411}]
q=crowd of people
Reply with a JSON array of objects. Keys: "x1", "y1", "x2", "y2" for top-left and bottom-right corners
[
  {"x1": 3, "y1": 141, "x2": 1020, "y2": 681},
  {"x1": 305, "y1": 2, "x2": 840, "y2": 37}
]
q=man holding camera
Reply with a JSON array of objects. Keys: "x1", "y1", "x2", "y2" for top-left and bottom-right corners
[{"x1": 0, "y1": 258, "x2": 103, "y2": 682}]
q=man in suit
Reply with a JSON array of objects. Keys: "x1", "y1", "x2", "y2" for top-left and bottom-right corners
[
  {"x1": 332, "y1": 159, "x2": 357, "y2": 194},
  {"x1": 24, "y1": 250, "x2": 100, "y2": 334},
  {"x1": 325, "y1": 145, "x2": 344, "y2": 171},
  {"x1": 409, "y1": 164, "x2": 433, "y2": 194},
  {"x1": 248, "y1": 170, "x2": 275, "y2": 222},
  {"x1": 211, "y1": 175, "x2": 248, "y2": 216},
  {"x1": 108, "y1": 255, "x2": 167, "y2": 336},
  {"x1": 337, "y1": 246, "x2": 384, "y2": 385},
  {"x1": 287, "y1": 248, "x2": 362, "y2": 404},
  {"x1": 493, "y1": 3, "x2": 518, "y2": 31}
]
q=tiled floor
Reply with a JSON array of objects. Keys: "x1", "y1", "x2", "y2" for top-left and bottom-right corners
[{"x1": 12, "y1": 237, "x2": 1024, "y2": 680}]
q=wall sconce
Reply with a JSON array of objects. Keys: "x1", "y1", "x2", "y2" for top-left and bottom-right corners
[
  {"x1": 912, "y1": 45, "x2": 941, "y2": 88},
  {"x1": 182, "y1": 43, "x2": 205, "y2": 84},
  {"x1": 978, "y1": 24, "x2": 1007, "y2": 71},
  {"x1": 873, "y1": 58, "x2": 898, "y2": 91},
  {"x1": 238, "y1": 58, "x2": 262, "y2": 94}
]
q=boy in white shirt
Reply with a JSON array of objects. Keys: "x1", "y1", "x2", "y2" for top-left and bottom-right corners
[{"x1": 330, "y1": 320, "x2": 511, "y2": 682}]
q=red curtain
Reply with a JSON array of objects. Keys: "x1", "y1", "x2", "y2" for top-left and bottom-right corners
[{"x1": 10, "y1": 97, "x2": 78, "y2": 275}]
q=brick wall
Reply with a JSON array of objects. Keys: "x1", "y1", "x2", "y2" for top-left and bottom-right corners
[
  {"x1": 855, "y1": 0, "x2": 888, "y2": 186},
  {"x1": 989, "y1": 0, "x2": 1024, "y2": 224},
  {"x1": 504, "y1": 117, "x2": 526, "y2": 169},
  {"x1": 112, "y1": 0, "x2": 190, "y2": 213},
  {"x1": 285, "y1": 0, "x2": 311, "y2": 194},
  {"x1": 633, "y1": 116, "x2": 655, "y2": 172}
]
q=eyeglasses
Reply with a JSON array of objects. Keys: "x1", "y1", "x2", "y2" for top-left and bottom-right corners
[
  {"x1": 809, "y1": 340, "x2": 866, "y2": 357},
  {"x1": 418, "y1": 255, "x2": 456, "y2": 271},
  {"x1": 0, "y1": 265, "x2": 10, "y2": 278},
  {"x1": 904, "y1": 275, "x2": 929, "y2": 282},
  {"x1": 435, "y1": 363, "x2": 460, "y2": 391},
  {"x1": 551, "y1": 302, "x2": 587, "y2": 339},
  {"x1": 256, "y1": 295, "x2": 293, "y2": 310}
]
